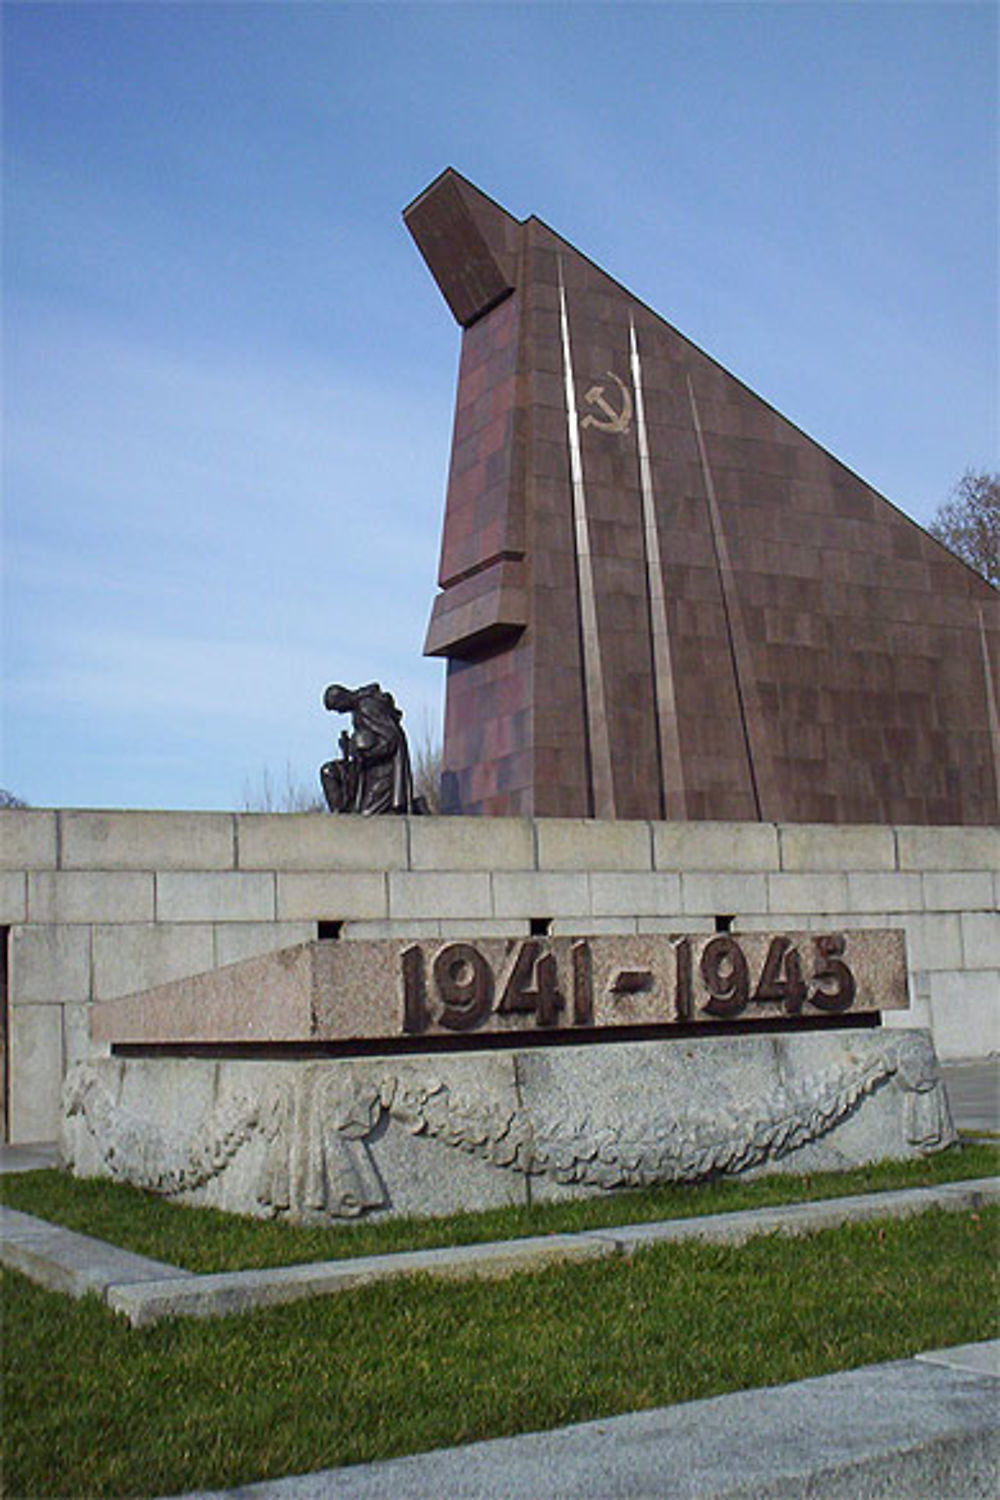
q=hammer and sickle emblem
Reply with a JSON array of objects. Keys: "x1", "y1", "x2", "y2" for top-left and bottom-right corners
[{"x1": 581, "y1": 371, "x2": 633, "y2": 434}]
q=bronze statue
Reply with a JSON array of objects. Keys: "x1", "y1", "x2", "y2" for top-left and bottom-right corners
[{"x1": 320, "y1": 683, "x2": 425, "y2": 815}]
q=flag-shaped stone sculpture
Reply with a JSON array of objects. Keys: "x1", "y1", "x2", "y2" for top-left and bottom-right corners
[{"x1": 405, "y1": 169, "x2": 999, "y2": 824}]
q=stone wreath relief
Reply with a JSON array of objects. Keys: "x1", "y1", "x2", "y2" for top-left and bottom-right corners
[{"x1": 62, "y1": 1032, "x2": 954, "y2": 1223}]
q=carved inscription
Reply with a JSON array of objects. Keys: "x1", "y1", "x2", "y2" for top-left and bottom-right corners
[
  {"x1": 91, "y1": 930, "x2": 907, "y2": 1051},
  {"x1": 675, "y1": 934, "x2": 856, "y2": 1019},
  {"x1": 400, "y1": 931, "x2": 894, "y2": 1037},
  {"x1": 405, "y1": 939, "x2": 585, "y2": 1033}
]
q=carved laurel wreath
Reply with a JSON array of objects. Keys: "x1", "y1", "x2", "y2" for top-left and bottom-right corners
[{"x1": 62, "y1": 1034, "x2": 947, "y2": 1219}]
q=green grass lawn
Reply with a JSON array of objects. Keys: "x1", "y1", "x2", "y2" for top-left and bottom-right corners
[
  {"x1": 1, "y1": 1141, "x2": 996, "y2": 1274},
  {"x1": 3, "y1": 1204, "x2": 997, "y2": 1499}
]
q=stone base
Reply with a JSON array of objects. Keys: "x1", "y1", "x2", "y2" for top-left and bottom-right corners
[{"x1": 61, "y1": 1029, "x2": 956, "y2": 1223}]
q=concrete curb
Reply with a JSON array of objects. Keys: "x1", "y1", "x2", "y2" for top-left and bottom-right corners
[
  {"x1": 155, "y1": 1342, "x2": 1000, "y2": 1499},
  {"x1": 0, "y1": 1205, "x2": 192, "y2": 1298},
  {"x1": 580, "y1": 1176, "x2": 1000, "y2": 1253},
  {"x1": 107, "y1": 1232, "x2": 612, "y2": 1326},
  {"x1": 2, "y1": 1176, "x2": 996, "y2": 1327},
  {"x1": 154, "y1": 1343, "x2": 1000, "y2": 1500}
]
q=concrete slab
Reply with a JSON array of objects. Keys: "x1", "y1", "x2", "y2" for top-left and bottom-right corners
[
  {"x1": 155, "y1": 1345, "x2": 1000, "y2": 1500},
  {"x1": 936, "y1": 1177, "x2": 1000, "y2": 1203}
]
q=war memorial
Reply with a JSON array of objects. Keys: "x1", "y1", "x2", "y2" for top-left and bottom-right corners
[{"x1": 4, "y1": 174, "x2": 998, "y2": 1225}]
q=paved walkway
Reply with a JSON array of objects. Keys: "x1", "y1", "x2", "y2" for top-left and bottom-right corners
[
  {"x1": 0, "y1": 1140, "x2": 59, "y2": 1174},
  {"x1": 940, "y1": 1059, "x2": 1000, "y2": 1135}
]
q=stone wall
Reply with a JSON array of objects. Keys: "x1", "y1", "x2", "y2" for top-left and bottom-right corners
[{"x1": 2, "y1": 809, "x2": 997, "y2": 1143}]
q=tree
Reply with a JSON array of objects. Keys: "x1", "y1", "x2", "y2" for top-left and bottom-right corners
[
  {"x1": 411, "y1": 726, "x2": 444, "y2": 815},
  {"x1": 0, "y1": 789, "x2": 29, "y2": 809},
  {"x1": 240, "y1": 764, "x2": 325, "y2": 813},
  {"x1": 928, "y1": 469, "x2": 999, "y2": 588}
]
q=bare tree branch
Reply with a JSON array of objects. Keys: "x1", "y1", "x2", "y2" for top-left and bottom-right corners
[{"x1": 928, "y1": 469, "x2": 999, "y2": 587}]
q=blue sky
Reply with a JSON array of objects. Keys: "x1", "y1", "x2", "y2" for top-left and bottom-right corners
[{"x1": 3, "y1": 0, "x2": 997, "y2": 811}]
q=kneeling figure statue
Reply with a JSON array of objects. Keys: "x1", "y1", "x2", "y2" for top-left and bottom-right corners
[{"x1": 320, "y1": 683, "x2": 425, "y2": 815}]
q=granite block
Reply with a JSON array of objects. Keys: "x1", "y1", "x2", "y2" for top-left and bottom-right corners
[
  {"x1": 276, "y1": 871, "x2": 387, "y2": 922},
  {"x1": 88, "y1": 931, "x2": 908, "y2": 1049},
  {"x1": 60, "y1": 810, "x2": 234, "y2": 871},
  {"x1": 28, "y1": 870, "x2": 155, "y2": 925},
  {"x1": 896, "y1": 826, "x2": 1000, "y2": 872},
  {"x1": 921, "y1": 872, "x2": 996, "y2": 912},
  {"x1": 91, "y1": 945, "x2": 318, "y2": 1046},
  {"x1": 236, "y1": 813, "x2": 408, "y2": 872},
  {"x1": 408, "y1": 816, "x2": 534, "y2": 871},
  {"x1": 155, "y1": 872, "x2": 275, "y2": 923},
  {"x1": 0, "y1": 1208, "x2": 191, "y2": 1300},
  {"x1": 548, "y1": 916, "x2": 637, "y2": 935},
  {"x1": 680, "y1": 872, "x2": 769, "y2": 917},
  {"x1": 92, "y1": 923, "x2": 215, "y2": 1002},
  {"x1": 344, "y1": 919, "x2": 443, "y2": 939},
  {"x1": 438, "y1": 918, "x2": 532, "y2": 938},
  {"x1": 536, "y1": 820, "x2": 653, "y2": 872},
  {"x1": 766, "y1": 872, "x2": 849, "y2": 915},
  {"x1": 847, "y1": 872, "x2": 925, "y2": 913},
  {"x1": 637, "y1": 915, "x2": 714, "y2": 934},
  {"x1": 590, "y1": 871, "x2": 682, "y2": 916},
  {"x1": 0, "y1": 810, "x2": 58, "y2": 870},
  {"x1": 492, "y1": 871, "x2": 591, "y2": 918},
  {"x1": 928, "y1": 969, "x2": 1000, "y2": 1060},
  {"x1": 107, "y1": 1235, "x2": 615, "y2": 1326},
  {"x1": 61, "y1": 1026, "x2": 952, "y2": 1223},
  {"x1": 779, "y1": 823, "x2": 897, "y2": 872},
  {"x1": 654, "y1": 822, "x2": 780, "y2": 872},
  {"x1": 10, "y1": 1005, "x2": 63, "y2": 1143},
  {"x1": 62, "y1": 1003, "x2": 94, "y2": 1071},
  {"x1": 892, "y1": 913, "x2": 963, "y2": 973},
  {"x1": 11, "y1": 925, "x2": 91, "y2": 1003},
  {"x1": 961, "y1": 912, "x2": 1000, "y2": 969},
  {"x1": 0, "y1": 872, "x2": 27, "y2": 924},
  {"x1": 213, "y1": 921, "x2": 316, "y2": 968},
  {"x1": 387, "y1": 871, "x2": 492, "y2": 921}
]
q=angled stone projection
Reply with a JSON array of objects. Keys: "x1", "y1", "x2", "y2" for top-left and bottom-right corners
[{"x1": 405, "y1": 169, "x2": 1000, "y2": 824}]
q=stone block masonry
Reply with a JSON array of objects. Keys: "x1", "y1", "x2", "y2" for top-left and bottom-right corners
[{"x1": 1, "y1": 808, "x2": 997, "y2": 1141}]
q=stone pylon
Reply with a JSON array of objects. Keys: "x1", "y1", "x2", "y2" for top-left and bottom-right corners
[{"x1": 405, "y1": 169, "x2": 999, "y2": 824}]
